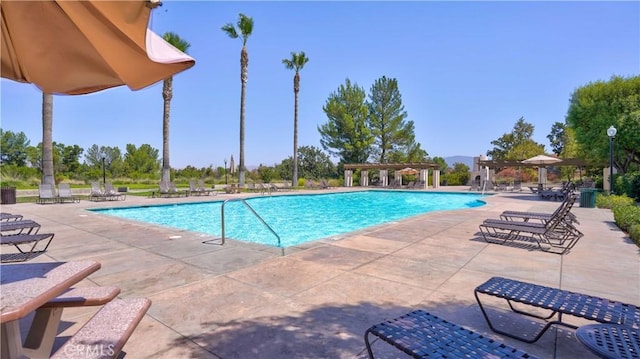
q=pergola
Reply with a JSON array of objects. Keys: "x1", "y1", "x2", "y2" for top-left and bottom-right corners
[
  {"x1": 342, "y1": 162, "x2": 441, "y2": 188},
  {"x1": 475, "y1": 158, "x2": 594, "y2": 187},
  {"x1": 477, "y1": 158, "x2": 590, "y2": 169}
]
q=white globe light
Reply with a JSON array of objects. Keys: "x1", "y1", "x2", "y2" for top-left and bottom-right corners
[{"x1": 607, "y1": 125, "x2": 617, "y2": 138}]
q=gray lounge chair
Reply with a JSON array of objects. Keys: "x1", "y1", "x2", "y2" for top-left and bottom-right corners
[
  {"x1": 1, "y1": 232, "x2": 55, "y2": 262},
  {"x1": 104, "y1": 182, "x2": 126, "y2": 201},
  {"x1": 365, "y1": 309, "x2": 537, "y2": 358},
  {"x1": 89, "y1": 181, "x2": 108, "y2": 201},
  {"x1": 479, "y1": 193, "x2": 582, "y2": 254},
  {"x1": 0, "y1": 219, "x2": 41, "y2": 235},
  {"x1": 475, "y1": 276, "x2": 640, "y2": 344},
  {"x1": 37, "y1": 183, "x2": 57, "y2": 204},
  {"x1": 57, "y1": 183, "x2": 80, "y2": 203},
  {"x1": 500, "y1": 193, "x2": 579, "y2": 225},
  {"x1": 0, "y1": 213, "x2": 23, "y2": 221},
  {"x1": 198, "y1": 180, "x2": 215, "y2": 196}
]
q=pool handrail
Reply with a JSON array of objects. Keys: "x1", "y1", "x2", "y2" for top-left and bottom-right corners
[{"x1": 207, "y1": 198, "x2": 282, "y2": 253}]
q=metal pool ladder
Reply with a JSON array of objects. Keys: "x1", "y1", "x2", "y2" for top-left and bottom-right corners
[{"x1": 203, "y1": 198, "x2": 283, "y2": 255}]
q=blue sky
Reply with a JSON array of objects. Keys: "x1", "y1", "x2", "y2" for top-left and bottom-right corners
[{"x1": 1, "y1": 1, "x2": 638, "y2": 169}]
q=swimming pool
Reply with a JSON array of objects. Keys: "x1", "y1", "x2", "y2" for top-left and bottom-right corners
[{"x1": 90, "y1": 191, "x2": 486, "y2": 247}]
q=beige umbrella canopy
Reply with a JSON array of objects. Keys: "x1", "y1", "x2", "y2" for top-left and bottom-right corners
[
  {"x1": 521, "y1": 155, "x2": 562, "y2": 165},
  {"x1": 397, "y1": 167, "x2": 418, "y2": 175},
  {"x1": 1, "y1": 0, "x2": 195, "y2": 95},
  {"x1": 522, "y1": 155, "x2": 562, "y2": 185}
]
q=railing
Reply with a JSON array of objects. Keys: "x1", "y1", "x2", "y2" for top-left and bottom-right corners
[{"x1": 204, "y1": 198, "x2": 283, "y2": 255}]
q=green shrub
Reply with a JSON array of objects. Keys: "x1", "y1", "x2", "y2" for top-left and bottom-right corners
[
  {"x1": 628, "y1": 223, "x2": 640, "y2": 245},
  {"x1": 596, "y1": 193, "x2": 635, "y2": 209},
  {"x1": 629, "y1": 224, "x2": 640, "y2": 246},
  {"x1": 613, "y1": 204, "x2": 640, "y2": 232},
  {"x1": 618, "y1": 171, "x2": 640, "y2": 202}
]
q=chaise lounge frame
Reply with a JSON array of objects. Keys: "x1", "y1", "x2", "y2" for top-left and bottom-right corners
[
  {"x1": 474, "y1": 276, "x2": 640, "y2": 343},
  {"x1": 478, "y1": 194, "x2": 582, "y2": 254},
  {"x1": 364, "y1": 309, "x2": 537, "y2": 358}
]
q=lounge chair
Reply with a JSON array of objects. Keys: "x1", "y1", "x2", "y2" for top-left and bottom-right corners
[
  {"x1": 198, "y1": 180, "x2": 218, "y2": 196},
  {"x1": 364, "y1": 309, "x2": 537, "y2": 359},
  {"x1": 57, "y1": 183, "x2": 80, "y2": 203},
  {"x1": 158, "y1": 181, "x2": 187, "y2": 198},
  {"x1": 474, "y1": 276, "x2": 640, "y2": 344},
  {"x1": 478, "y1": 193, "x2": 582, "y2": 254},
  {"x1": 0, "y1": 219, "x2": 41, "y2": 235},
  {"x1": 500, "y1": 193, "x2": 579, "y2": 225},
  {"x1": 104, "y1": 182, "x2": 126, "y2": 200},
  {"x1": 37, "y1": 183, "x2": 57, "y2": 204},
  {"x1": 197, "y1": 179, "x2": 214, "y2": 195},
  {"x1": 0, "y1": 232, "x2": 55, "y2": 262},
  {"x1": 0, "y1": 212, "x2": 23, "y2": 221},
  {"x1": 89, "y1": 181, "x2": 107, "y2": 201},
  {"x1": 189, "y1": 180, "x2": 202, "y2": 196}
]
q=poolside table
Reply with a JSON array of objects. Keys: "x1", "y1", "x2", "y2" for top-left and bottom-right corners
[
  {"x1": 576, "y1": 323, "x2": 640, "y2": 359},
  {"x1": 0, "y1": 260, "x2": 100, "y2": 359}
]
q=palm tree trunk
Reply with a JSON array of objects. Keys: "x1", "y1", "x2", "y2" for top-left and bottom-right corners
[
  {"x1": 292, "y1": 73, "x2": 300, "y2": 187},
  {"x1": 162, "y1": 77, "x2": 173, "y2": 183},
  {"x1": 42, "y1": 92, "x2": 54, "y2": 185},
  {"x1": 239, "y1": 46, "x2": 248, "y2": 186}
]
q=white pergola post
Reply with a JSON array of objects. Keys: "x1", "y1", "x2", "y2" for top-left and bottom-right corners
[
  {"x1": 395, "y1": 171, "x2": 403, "y2": 186},
  {"x1": 380, "y1": 170, "x2": 388, "y2": 187},
  {"x1": 361, "y1": 170, "x2": 368, "y2": 186},
  {"x1": 431, "y1": 170, "x2": 439, "y2": 189},
  {"x1": 538, "y1": 167, "x2": 547, "y2": 186},
  {"x1": 344, "y1": 170, "x2": 353, "y2": 187},
  {"x1": 416, "y1": 169, "x2": 427, "y2": 189}
]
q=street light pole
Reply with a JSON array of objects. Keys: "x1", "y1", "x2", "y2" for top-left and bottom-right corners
[
  {"x1": 607, "y1": 125, "x2": 617, "y2": 194},
  {"x1": 224, "y1": 159, "x2": 228, "y2": 184},
  {"x1": 101, "y1": 156, "x2": 106, "y2": 185}
]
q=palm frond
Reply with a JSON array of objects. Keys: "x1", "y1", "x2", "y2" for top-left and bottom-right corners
[
  {"x1": 162, "y1": 31, "x2": 191, "y2": 53},
  {"x1": 221, "y1": 23, "x2": 239, "y2": 39},
  {"x1": 238, "y1": 13, "x2": 254, "y2": 44}
]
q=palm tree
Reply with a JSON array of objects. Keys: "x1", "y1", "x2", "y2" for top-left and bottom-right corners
[
  {"x1": 222, "y1": 13, "x2": 254, "y2": 186},
  {"x1": 282, "y1": 51, "x2": 309, "y2": 187},
  {"x1": 160, "y1": 32, "x2": 191, "y2": 184},
  {"x1": 42, "y1": 92, "x2": 54, "y2": 185}
]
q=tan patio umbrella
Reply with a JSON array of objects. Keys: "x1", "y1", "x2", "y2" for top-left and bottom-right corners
[
  {"x1": 1, "y1": 0, "x2": 195, "y2": 95},
  {"x1": 396, "y1": 167, "x2": 418, "y2": 175},
  {"x1": 522, "y1": 155, "x2": 562, "y2": 186}
]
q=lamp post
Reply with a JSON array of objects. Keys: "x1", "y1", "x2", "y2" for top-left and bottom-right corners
[
  {"x1": 607, "y1": 125, "x2": 617, "y2": 194},
  {"x1": 224, "y1": 158, "x2": 228, "y2": 184},
  {"x1": 101, "y1": 156, "x2": 106, "y2": 185}
]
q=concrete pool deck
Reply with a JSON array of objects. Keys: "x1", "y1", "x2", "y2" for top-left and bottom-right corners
[{"x1": 5, "y1": 186, "x2": 639, "y2": 358}]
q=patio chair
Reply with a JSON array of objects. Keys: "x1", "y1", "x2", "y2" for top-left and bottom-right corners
[
  {"x1": 364, "y1": 309, "x2": 537, "y2": 359},
  {"x1": 0, "y1": 212, "x2": 23, "y2": 221},
  {"x1": 104, "y1": 182, "x2": 126, "y2": 200},
  {"x1": 475, "y1": 276, "x2": 640, "y2": 344},
  {"x1": 479, "y1": 194, "x2": 583, "y2": 254},
  {"x1": 89, "y1": 181, "x2": 108, "y2": 201},
  {"x1": 37, "y1": 183, "x2": 57, "y2": 204},
  {"x1": 0, "y1": 232, "x2": 55, "y2": 262},
  {"x1": 197, "y1": 179, "x2": 214, "y2": 195},
  {"x1": 0, "y1": 219, "x2": 41, "y2": 235},
  {"x1": 500, "y1": 192, "x2": 579, "y2": 225},
  {"x1": 57, "y1": 183, "x2": 80, "y2": 203},
  {"x1": 189, "y1": 179, "x2": 202, "y2": 196}
]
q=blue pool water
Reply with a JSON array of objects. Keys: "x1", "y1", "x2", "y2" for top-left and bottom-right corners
[{"x1": 90, "y1": 191, "x2": 486, "y2": 247}]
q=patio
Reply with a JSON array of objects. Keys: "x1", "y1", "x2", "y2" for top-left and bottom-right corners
[{"x1": 7, "y1": 187, "x2": 639, "y2": 358}]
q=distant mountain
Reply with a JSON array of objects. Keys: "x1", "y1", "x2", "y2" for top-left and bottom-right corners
[{"x1": 443, "y1": 156, "x2": 474, "y2": 169}]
